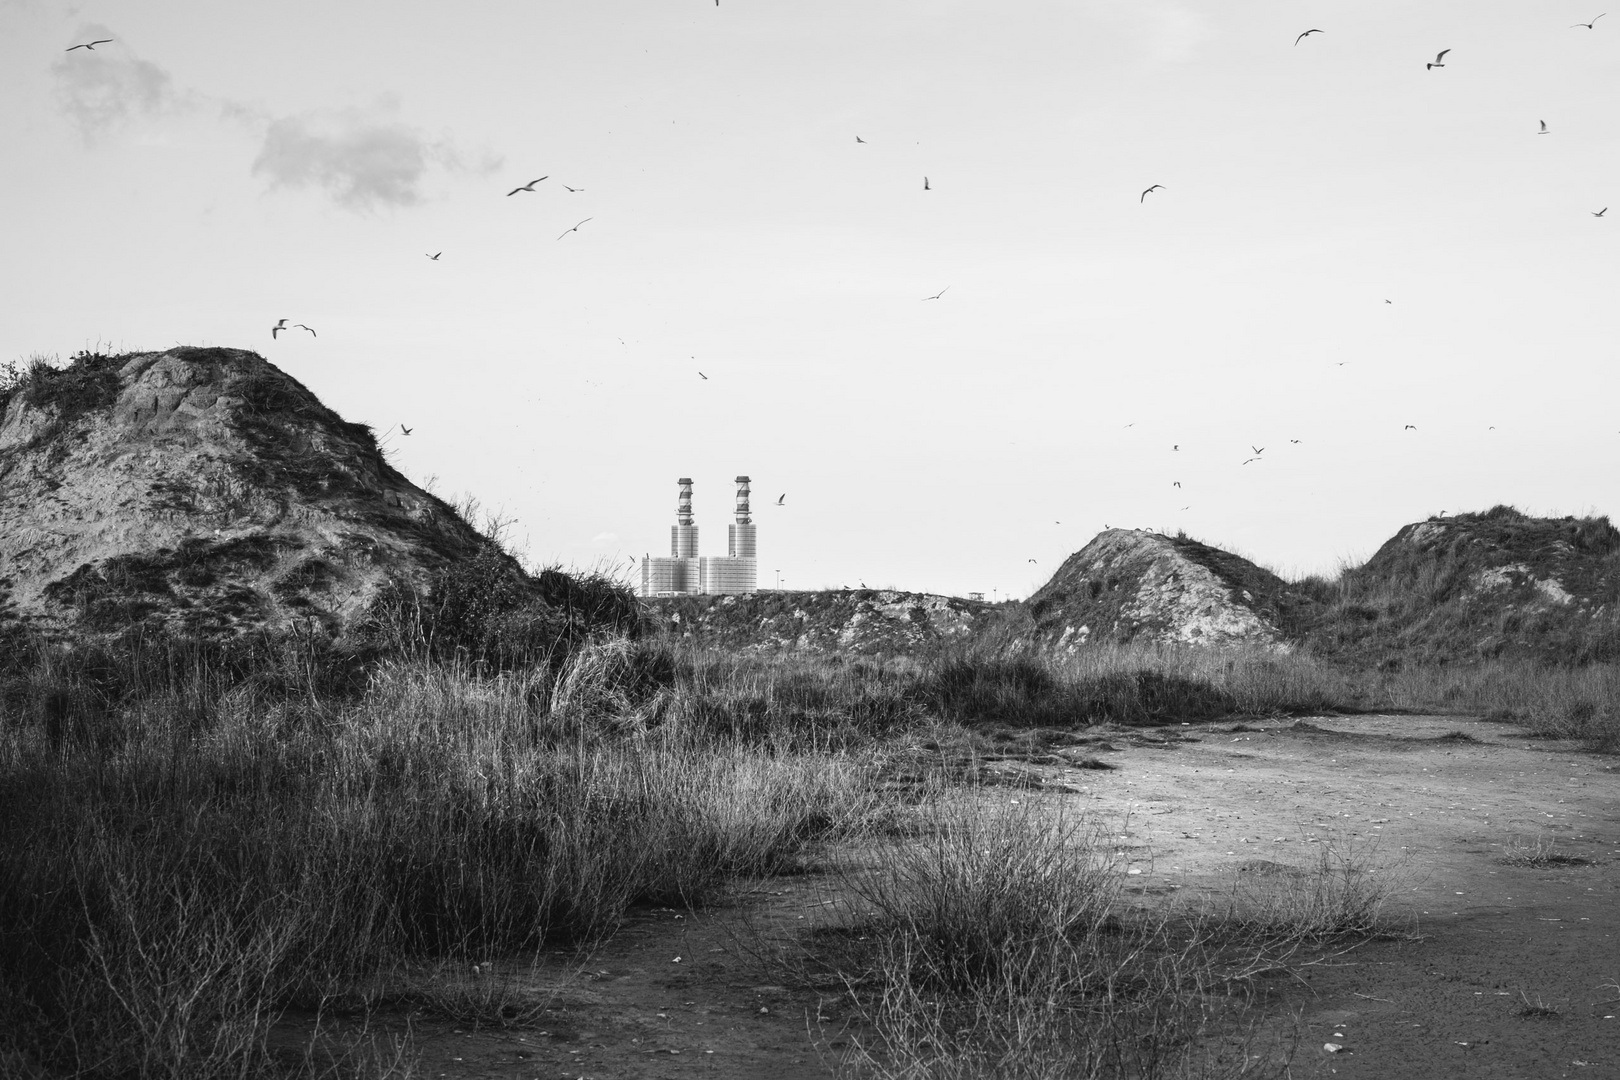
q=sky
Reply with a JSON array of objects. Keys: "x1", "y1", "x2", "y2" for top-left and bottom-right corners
[{"x1": 3, "y1": 0, "x2": 1617, "y2": 598}]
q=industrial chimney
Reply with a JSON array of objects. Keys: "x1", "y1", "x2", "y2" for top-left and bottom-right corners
[
  {"x1": 672, "y1": 477, "x2": 698, "y2": 559},
  {"x1": 729, "y1": 475, "x2": 756, "y2": 559}
]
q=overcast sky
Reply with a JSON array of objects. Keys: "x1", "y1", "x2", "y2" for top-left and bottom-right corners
[{"x1": 4, "y1": 0, "x2": 1616, "y2": 597}]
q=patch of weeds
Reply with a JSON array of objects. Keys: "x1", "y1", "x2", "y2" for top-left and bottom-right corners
[
  {"x1": 1517, "y1": 991, "x2": 1562, "y2": 1019},
  {"x1": 1499, "y1": 837, "x2": 1592, "y2": 867},
  {"x1": 1, "y1": 351, "x2": 122, "y2": 429}
]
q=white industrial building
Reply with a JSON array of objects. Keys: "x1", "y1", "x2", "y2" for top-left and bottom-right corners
[{"x1": 640, "y1": 476, "x2": 757, "y2": 596}]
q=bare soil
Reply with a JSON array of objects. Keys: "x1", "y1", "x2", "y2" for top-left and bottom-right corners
[{"x1": 282, "y1": 713, "x2": 1620, "y2": 1079}]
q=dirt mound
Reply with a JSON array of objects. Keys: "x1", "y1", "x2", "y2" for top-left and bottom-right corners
[
  {"x1": 0, "y1": 348, "x2": 511, "y2": 640},
  {"x1": 1305, "y1": 505, "x2": 1620, "y2": 665},
  {"x1": 646, "y1": 589, "x2": 991, "y2": 654},
  {"x1": 1023, "y1": 529, "x2": 1310, "y2": 651}
]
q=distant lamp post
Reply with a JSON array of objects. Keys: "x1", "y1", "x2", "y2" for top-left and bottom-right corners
[{"x1": 775, "y1": 570, "x2": 781, "y2": 589}]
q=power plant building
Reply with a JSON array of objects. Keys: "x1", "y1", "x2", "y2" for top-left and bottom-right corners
[{"x1": 641, "y1": 476, "x2": 757, "y2": 596}]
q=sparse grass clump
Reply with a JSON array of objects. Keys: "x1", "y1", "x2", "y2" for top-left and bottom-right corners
[
  {"x1": 816, "y1": 793, "x2": 1404, "y2": 1080},
  {"x1": 1498, "y1": 836, "x2": 1592, "y2": 868}
]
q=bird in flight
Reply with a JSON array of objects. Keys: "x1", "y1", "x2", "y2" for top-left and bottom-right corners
[
  {"x1": 1294, "y1": 29, "x2": 1323, "y2": 46},
  {"x1": 1594, "y1": 207, "x2": 1608, "y2": 217},
  {"x1": 777, "y1": 494, "x2": 785, "y2": 505},
  {"x1": 1242, "y1": 458, "x2": 1261, "y2": 465},
  {"x1": 1404, "y1": 424, "x2": 1417, "y2": 430},
  {"x1": 1539, "y1": 120, "x2": 1549, "y2": 134},
  {"x1": 1385, "y1": 299, "x2": 1393, "y2": 303},
  {"x1": 1141, "y1": 184, "x2": 1164, "y2": 202},
  {"x1": 922, "y1": 286, "x2": 950, "y2": 301},
  {"x1": 271, "y1": 318, "x2": 288, "y2": 339},
  {"x1": 562, "y1": 185, "x2": 584, "y2": 192},
  {"x1": 557, "y1": 218, "x2": 592, "y2": 240},
  {"x1": 1173, "y1": 481, "x2": 1181, "y2": 488},
  {"x1": 426, "y1": 252, "x2": 442, "y2": 260},
  {"x1": 400, "y1": 424, "x2": 413, "y2": 435},
  {"x1": 1573, "y1": 14, "x2": 1606, "y2": 29},
  {"x1": 1027, "y1": 559, "x2": 1037, "y2": 564},
  {"x1": 1289, "y1": 438, "x2": 1300, "y2": 444},
  {"x1": 1427, "y1": 48, "x2": 1450, "y2": 69},
  {"x1": 855, "y1": 136, "x2": 866, "y2": 143},
  {"x1": 66, "y1": 39, "x2": 113, "y2": 51},
  {"x1": 506, "y1": 177, "x2": 547, "y2": 196},
  {"x1": 1251, "y1": 445, "x2": 1264, "y2": 455},
  {"x1": 294, "y1": 324, "x2": 316, "y2": 336},
  {"x1": 923, "y1": 177, "x2": 931, "y2": 190},
  {"x1": 1172, "y1": 444, "x2": 1179, "y2": 451},
  {"x1": 698, "y1": 371, "x2": 708, "y2": 380}
]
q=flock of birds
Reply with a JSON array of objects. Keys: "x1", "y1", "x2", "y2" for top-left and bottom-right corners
[
  {"x1": 59, "y1": 15, "x2": 1616, "y2": 584},
  {"x1": 1109, "y1": 16, "x2": 1616, "y2": 530}
]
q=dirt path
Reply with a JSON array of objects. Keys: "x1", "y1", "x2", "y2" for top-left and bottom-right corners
[
  {"x1": 287, "y1": 713, "x2": 1620, "y2": 1079},
  {"x1": 1067, "y1": 714, "x2": 1620, "y2": 1079}
]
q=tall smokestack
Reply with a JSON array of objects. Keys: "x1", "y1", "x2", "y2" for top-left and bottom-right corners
[
  {"x1": 672, "y1": 478, "x2": 698, "y2": 559},
  {"x1": 676, "y1": 477, "x2": 694, "y2": 525},
  {"x1": 728, "y1": 475, "x2": 756, "y2": 560}
]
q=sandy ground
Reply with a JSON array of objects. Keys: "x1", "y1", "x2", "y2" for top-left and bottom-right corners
[{"x1": 284, "y1": 713, "x2": 1620, "y2": 1079}]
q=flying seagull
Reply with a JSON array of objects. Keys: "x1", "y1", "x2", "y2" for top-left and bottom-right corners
[
  {"x1": 1242, "y1": 458, "x2": 1260, "y2": 465},
  {"x1": 698, "y1": 371, "x2": 708, "y2": 380},
  {"x1": 1251, "y1": 445, "x2": 1264, "y2": 455},
  {"x1": 856, "y1": 136, "x2": 866, "y2": 143},
  {"x1": 1141, "y1": 184, "x2": 1164, "y2": 202},
  {"x1": 1404, "y1": 424, "x2": 1417, "y2": 430},
  {"x1": 1594, "y1": 207, "x2": 1609, "y2": 217},
  {"x1": 294, "y1": 324, "x2": 316, "y2": 336},
  {"x1": 1427, "y1": 48, "x2": 1450, "y2": 69},
  {"x1": 271, "y1": 318, "x2": 288, "y2": 339},
  {"x1": 1028, "y1": 559, "x2": 1037, "y2": 564},
  {"x1": 1573, "y1": 14, "x2": 1606, "y2": 28},
  {"x1": 506, "y1": 177, "x2": 548, "y2": 196},
  {"x1": 923, "y1": 176, "x2": 930, "y2": 190},
  {"x1": 1289, "y1": 438, "x2": 1300, "y2": 444},
  {"x1": 427, "y1": 252, "x2": 442, "y2": 260},
  {"x1": 777, "y1": 494, "x2": 785, "y2": 505},
  {"x1": 1173, "y1": 481, "x2": 1181, "y2": 488},
  {"x1": 66, "y1": 39, "x2": 113, "y2": 51},
  {"x1": 922, "y1": 286, "x2": 950, "y2": 301},
  {"x1": 1294, "y1": 29, "x2": 1323, "y2": 45},
  {"x1": 1172, "y1": 444, "x2": 1179, "y2": 451},
  {"x1": 1385, "y1": 299, "x2": 1393, "y2": 303},
  {"x1": 400, "y1": 424, "x2": 413, "y2": 435},
  {"x1": 556, "y1": 218, "x2": 592, "y2": 240},
  {"x1": 1539, "y1": 120, "x2": 1549, "y2": 134},
  {"x1": 562, "y1": 185, "x2": 584, "y2": 192}
]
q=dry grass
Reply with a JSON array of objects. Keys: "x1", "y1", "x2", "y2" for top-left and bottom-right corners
[
  {"x1": 1498, "y1": 835, "x2": 1593, "y2": 868},
  {"x1": 793, "y1": 791, "x2": 1404, "y2": 1080},
  {"x1": 0, "y1": 644, "x2": 880, "y2": 1079}
]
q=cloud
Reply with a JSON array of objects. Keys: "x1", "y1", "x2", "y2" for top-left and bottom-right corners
[
  {"x1": 52, "y1": 25, "x2": 185, "y2": 141},
  {"x1": 250, "y1": 99, "x2": 474, "y2": 211}
]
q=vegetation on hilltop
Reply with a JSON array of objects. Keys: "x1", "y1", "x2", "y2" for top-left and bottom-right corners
[{"x1": 1294, "y1": 506, "x2": 1620, "y2": 666}]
